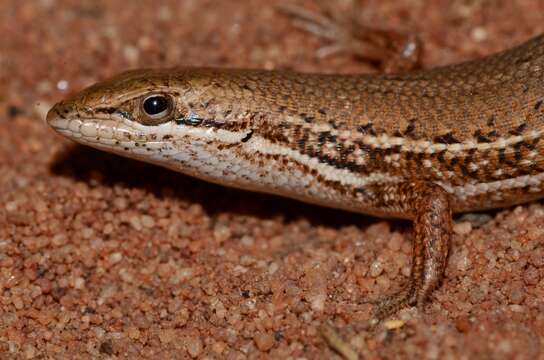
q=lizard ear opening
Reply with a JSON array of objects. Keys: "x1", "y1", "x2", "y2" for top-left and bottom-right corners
[{"x1": 138, "y1": 94, "x2": 175, "y2": 125}]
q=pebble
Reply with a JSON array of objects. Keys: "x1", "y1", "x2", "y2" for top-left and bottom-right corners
[
  {"x1": 369, "y1": 260, "x2": 384, "y2": 277},
  {"x1": 158, "y1": 329, "x2": 176, "y2": 344},
  {"x1": 140, "y1": 215, "x2": 155, "y2": 228},
  {"x1": 254, "y1": 332, "x2": 275, "y2": 352},
  {"x1": 453, "y1": 221, "x2": 472, "y2": 235},
  {"x1": 185, "y1": 336, "x2": 203, "y2": 358}
]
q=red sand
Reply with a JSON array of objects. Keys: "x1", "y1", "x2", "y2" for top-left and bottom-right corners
[{"x1": 1, "y1": 0, "x2": 544, "y2": 358}]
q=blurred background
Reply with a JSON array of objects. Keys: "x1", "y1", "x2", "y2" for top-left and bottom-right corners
[{"x1": 1, "y1": 1, "x2": 544, "y2": 358}]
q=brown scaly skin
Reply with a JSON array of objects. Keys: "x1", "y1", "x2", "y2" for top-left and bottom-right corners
[
  {"x1": 47, "y1": 30, "x2": 544, "y2": 323},
  {"x1": 366, "y1": 182, "x2": 452, "y2": 319}
]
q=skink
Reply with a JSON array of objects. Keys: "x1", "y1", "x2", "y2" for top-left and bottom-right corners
[{"x1": 46, "y1": 33, "x2": 544, "y2": 319}]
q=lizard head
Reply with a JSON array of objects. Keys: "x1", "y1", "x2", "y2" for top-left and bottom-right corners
[{"x1": 46, "y1": 67, "x2": 258, "y2": 182}]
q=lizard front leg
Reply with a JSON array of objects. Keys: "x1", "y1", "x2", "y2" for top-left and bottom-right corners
[{"x1": 368, "y1": 181, "x2": 452, "y2": 320}]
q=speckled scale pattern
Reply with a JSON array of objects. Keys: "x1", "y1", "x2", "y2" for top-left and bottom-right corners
[
  {"x1": 46, "y1": 32, "x2": 544, "y2": 319},
  {"x1": 166, "y1": 36, "x2": 544, "y2": 212},
  {"x1": 46, "y1": 33, "x2": 544, "y2": 217}
]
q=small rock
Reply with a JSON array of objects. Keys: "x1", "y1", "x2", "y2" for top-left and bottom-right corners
[
  {"x1": 453, "y1": 221, "x2": 472, "y2": 235},
  {"x1": 185, "y1": 336, "x2": 203, "y2": 358},
  {"x1": 254, "y1": 332, "x2": 275, "y2": 351}
]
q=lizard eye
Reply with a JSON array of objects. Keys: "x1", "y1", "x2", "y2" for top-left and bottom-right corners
[{"x1": 140, "y1": 94, "x2": 173, "y2": 125}]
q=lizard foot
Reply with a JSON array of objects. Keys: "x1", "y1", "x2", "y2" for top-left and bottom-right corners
[{"x1": 278, "y1": 0, "x2": 422, "y2": 72}]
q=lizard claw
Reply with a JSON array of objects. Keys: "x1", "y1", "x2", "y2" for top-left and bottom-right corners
[{"x1": 372, "y1": 285, "x2": 418, "y2": 320}]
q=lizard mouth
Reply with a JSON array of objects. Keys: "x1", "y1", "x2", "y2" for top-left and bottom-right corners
[
  {"x1": 45, "y1": 99, "x2": 184, "y2": 167},
  {"x1": 46, "y1": 100, "x2": 74, "y2": 130},
  {"x1": 46, "y1": 101, "x2": 141, "y2": 150}
]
